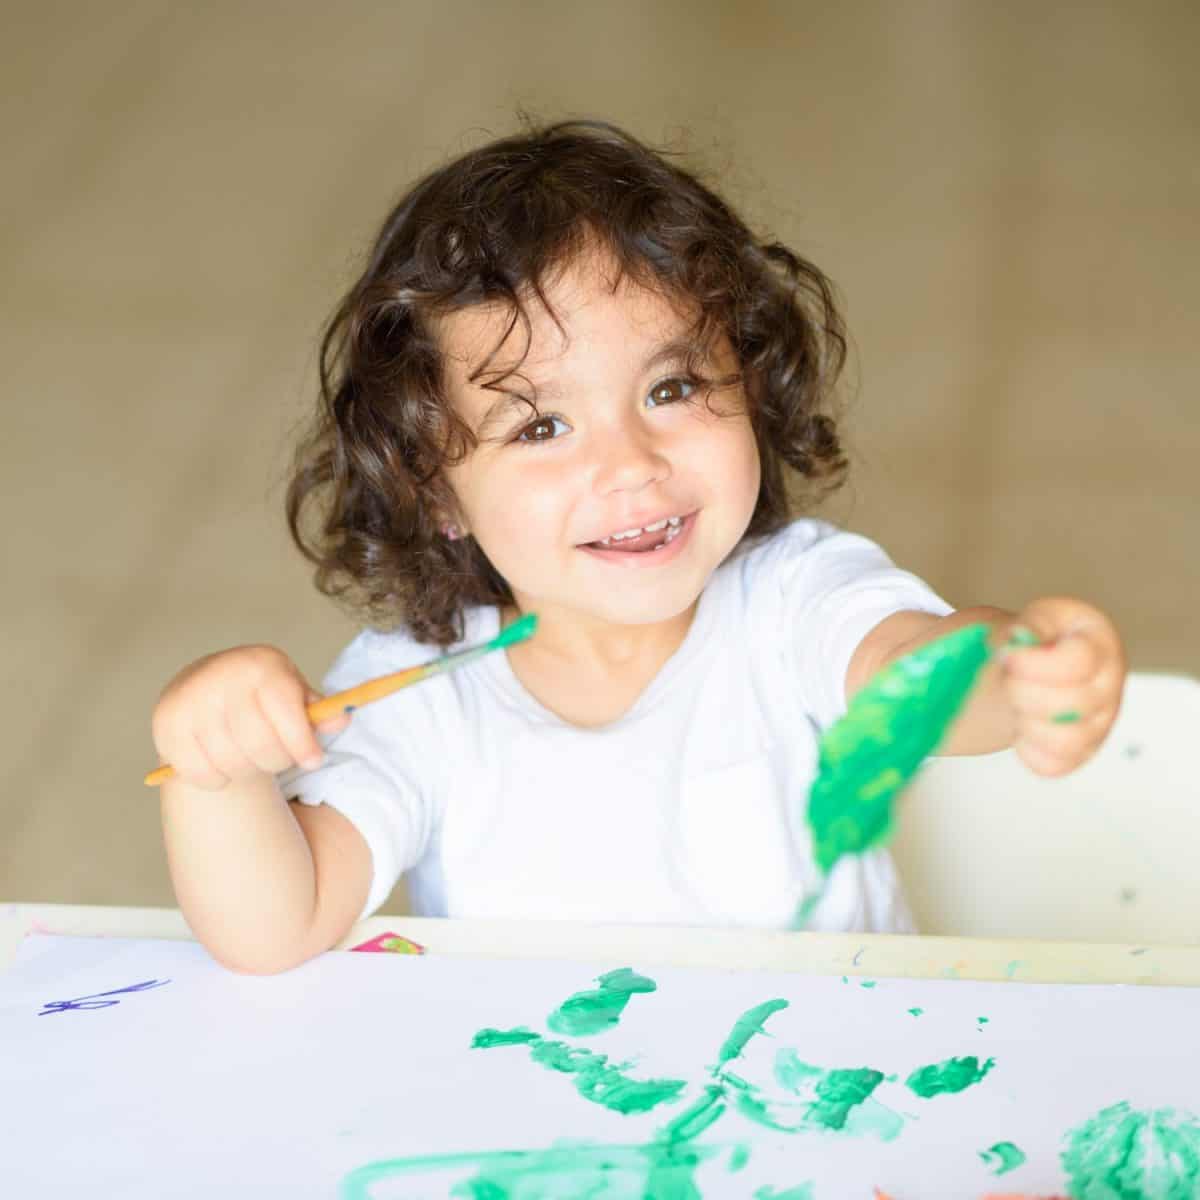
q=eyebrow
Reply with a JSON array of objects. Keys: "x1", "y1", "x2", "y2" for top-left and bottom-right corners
[{"x1": 473, "y1": 336, "x2": 703, "y2": 435}]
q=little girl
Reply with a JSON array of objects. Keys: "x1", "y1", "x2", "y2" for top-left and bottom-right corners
[{"x1": 152, "y1": 120, "x2": 1126, "y2": 973}]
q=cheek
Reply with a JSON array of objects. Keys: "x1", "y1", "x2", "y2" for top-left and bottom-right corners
[{"x1": 468, "y1": 462, "x2": 573, "y2": 557}]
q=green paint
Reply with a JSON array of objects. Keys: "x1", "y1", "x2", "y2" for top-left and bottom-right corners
[
  {"x1": 659, "y1": 1086, "x2": 727, "y2": 1144},
  {"x1": 340, "y1": 1139, "x2": 728, "y2": 1200},
  {"x1": 472, "y1": 1027, "x2": 541, "y2": 1048},
  {"x1": 1062, "y1": 1101, "x2": 1200, "y2": 1200},
  {"x1": 980, "y1": 1140, "x2": 1026, "y2": 1175},
  {"x1": 474, "y1": 1025, "x2": 685, "y2": 1116},
  {"x1": 977, "y1": 1016, "x2": 989, "y2": 1029},
  {"x1": 907, "y1": 1007, "x2": 924, "y2": 1017},
  {"x1": 530, "y1": 1039, "x2": 687, "y2": 1114},
  {"x1": 806, "y1": 622, "x2": 993, "y2": 876},
  {"x1": 716, "y1": 999, "x2": 790, "y2": 1066},
  {"x1": 905, "y1": 1055, "x2": 995, "y2": 1098},
  {"x1": 1004, "y1": 959, "x2": 1027, "y2": 978},
  {"x1": 859, "y1": 980, "x2": 877, "y2": 989},
  {"x1": 1053, "y1": 709, "x2": 1081, "y2": 724},
  {"x1": 547, "y1": 968, "x2": 657, "y2": 1036},
  {"x1": 1007, "y1": 625, "x2": 1041, "y2": 646},
  {"x1": 401, "y1": 975, "x2": 915, "y2": 1200},
  {"x1": 774, "y1": 1049, "x2": 885, "y2": 1131}
]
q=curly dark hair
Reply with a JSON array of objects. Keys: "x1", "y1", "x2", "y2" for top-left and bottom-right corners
[{"x1": 286, "y1": 118, "x2": 849, "y2": 646}]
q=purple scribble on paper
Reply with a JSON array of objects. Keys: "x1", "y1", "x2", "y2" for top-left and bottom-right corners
[{"x1": 38, "y1": 978, "x2": 171, "y2": 1016}]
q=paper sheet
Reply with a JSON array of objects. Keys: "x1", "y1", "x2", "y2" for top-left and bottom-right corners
[{"x1": 2, "y1": 934, "x2": 1199, "y2": 1198}]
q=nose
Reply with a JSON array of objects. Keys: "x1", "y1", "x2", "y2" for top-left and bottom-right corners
[{"x1": 591, "y1": 422, "x2": 671, "y2": 495}]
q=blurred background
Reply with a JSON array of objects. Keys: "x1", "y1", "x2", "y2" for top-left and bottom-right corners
[{"x1": 3, "y1": 1, "x2": 1196, "y2": 916}]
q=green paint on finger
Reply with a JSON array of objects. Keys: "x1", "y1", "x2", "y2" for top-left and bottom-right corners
[
  {"x1": 1062, "y1": 1101, "x2": 1200, "y2": 1199},
  {"x1": 906, "y1": 1055, "x2": 995, "y2": 1098},
  {"x1": 1053, "y1": 709, "x2": 1081, "y2": 724},
  {"x1": 980, "y1": 1140, "x2": 1026, "y2": 1175},
  {"x1": 547, "y1": 967, "x2": 657, "y2": 1036}
]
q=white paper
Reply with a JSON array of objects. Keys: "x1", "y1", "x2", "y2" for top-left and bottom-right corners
[{"x1": 2, "y1": 934, "x2": 1199, "y2": 1198}]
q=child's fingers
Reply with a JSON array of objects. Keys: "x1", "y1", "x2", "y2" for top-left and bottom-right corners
[
  {"x1": 305, "y1": 687, "x2": 354, "y2": 738},
  {"x1": 259, "y1": 683, "x2": 328, "y2": 769},
  {"x1": 1015, "y1": 711, "x2": 1110, "y2": 776},
  {"x1": 1003, "y1": 630, "x2": 1103, "y2": 685},
  {"x1": 1004, "y1": 676, "x2": 1103, "y2": 723},
  {"x1": 226, "y1": 693, "x2": 300, "y2": 776},
  {"x1": 170, "y1": 730, "x2": 231, "y2": 791}
]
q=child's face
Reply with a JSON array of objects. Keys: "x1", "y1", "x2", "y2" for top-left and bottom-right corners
[{"x1": 438, "y1": 248, "x2": 761, "y2": 631}]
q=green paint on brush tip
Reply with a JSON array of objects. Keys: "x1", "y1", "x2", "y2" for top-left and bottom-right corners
[
  {"x1": 492, "y1": 610, "x2": 538, "y2": 650},
  {"x1": 547, "y1": 967, "x2": 657, "y2": 1036},
  {"x1": 807, "y1": 622, "x2": 993, "y2": 874},
  {"x1": 905, "y1": 1055, "x2": 995, "y2": 1098},
  {"x1": 980, "y1": 1140, "x2": 1026, "y2": 1175},
  {"x1": 1062, "y1": 1101, "x2": 1200, "y2": 1200}
]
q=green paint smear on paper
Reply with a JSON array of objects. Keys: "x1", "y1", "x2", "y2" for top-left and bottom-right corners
[
  {"x1": 906, "y1": 1055, "x2": 995, "y2": 1098},
  {"x1": 1062, "y1": 1101, "x2": 1200, "y2": 1199},
  {"x1": 716, "y1": 999, "x2": 790, "y2": 1066},
  {"x1": 472, "y1": 1027, "x2": 541, "y2": 1048},
  {"x1": 474, "y1": 1026, "x2": 686, "y2": 1115},
  {"x1": 807, "y1": 622, "x2": 992, "y2": 874},
  {"x1": 340, "y1": 1139, "x2": 731, "y2": 1200},
  {"x1": 347, "y1": 980, "x2": 923, "y2": 1197},
  {"x1": 547, "y1": 968, "x2": 657, "y2": 1037},
  {"x1": 980, "y1": 1140, "x2": 1026, "y2": 1175},
  {"x1": 908, "y1": 1007, "x2": 924, "y2": 1017},
  {"x1": 774, "y1": 1050, "x2": 885, "y2": 1131}
]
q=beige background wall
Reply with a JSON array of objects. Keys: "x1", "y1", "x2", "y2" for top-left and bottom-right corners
[{"x1": 3, "y1": 1, "x2": 1196, "y2": 916}]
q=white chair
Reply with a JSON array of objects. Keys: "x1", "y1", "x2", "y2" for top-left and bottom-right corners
[{"x1": 892, "y1": 673, "x2": 1200, "y2": 943}]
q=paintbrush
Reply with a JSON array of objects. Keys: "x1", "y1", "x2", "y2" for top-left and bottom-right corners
[
  {"x1": 143, "y1": 612, "x2": 538, "y2": 786},
  {"x1": 794, "y1": 622, "x2": 1031, "y2": 926}
]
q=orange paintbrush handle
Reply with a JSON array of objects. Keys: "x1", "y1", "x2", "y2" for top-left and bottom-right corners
[
  {"x1": 142, "y1": 662, "x2": 432, "y2": 787},
  {"x1": 142, "y1": 612, "x2": 538, "y2": 788}
]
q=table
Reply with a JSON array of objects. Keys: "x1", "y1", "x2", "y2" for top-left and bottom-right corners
[{"x1": 4, "y1": 901, "x2": 1200, "y2": 985}]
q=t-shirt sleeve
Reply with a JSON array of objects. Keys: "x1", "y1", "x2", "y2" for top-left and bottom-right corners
[
  {"x1": 755, "y1": 520, "x2": 955, "y2": 729},
  {"x1": 285, "y1": 633, "x2": 443, "y2": 920}
]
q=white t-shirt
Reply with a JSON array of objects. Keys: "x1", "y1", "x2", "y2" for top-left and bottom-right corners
[{"x1": 290, "y1": 519, "x2": 953, "y2": 933}]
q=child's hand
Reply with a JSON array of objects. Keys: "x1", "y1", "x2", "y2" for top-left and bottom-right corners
[
  {"x1": 999, "y1": 598, "x2": 1126, "y2": 777},
  {"x1": 151, "y1": 646, "x2": 350, "y2": 791}
]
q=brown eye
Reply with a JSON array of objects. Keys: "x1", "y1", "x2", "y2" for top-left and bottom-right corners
[
  {"x1": 516, "y1": 415, "x2": 569, "y2": 443},
  {"x1": 647, "y1": 377, "x2": 697, "y2": 407}
]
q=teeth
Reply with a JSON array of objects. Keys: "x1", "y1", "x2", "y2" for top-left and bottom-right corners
[{"x1": 593, "y1": 515, "x2": 686, "y2": 548}]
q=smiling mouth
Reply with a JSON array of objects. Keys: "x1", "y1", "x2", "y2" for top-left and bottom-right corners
[{"x1": 581, "y1": 514, "x2": 690, "y2": 553}]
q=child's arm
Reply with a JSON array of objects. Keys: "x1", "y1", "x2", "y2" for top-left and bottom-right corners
[
  {"x1": 846, "y1": 597, "x2": 1126, "y2": 773},
  {"x1": 154, "y1": 646, "x2": 371, "y2": 973}
]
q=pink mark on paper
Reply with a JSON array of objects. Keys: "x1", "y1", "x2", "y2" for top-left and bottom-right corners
[{"x1": 349, "y1": 932, "x2": 425, "y2": 955}]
